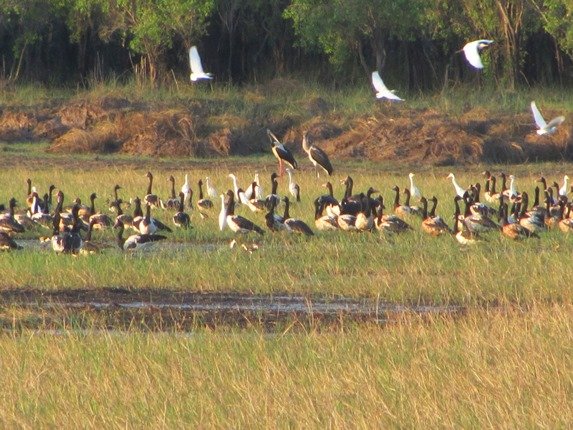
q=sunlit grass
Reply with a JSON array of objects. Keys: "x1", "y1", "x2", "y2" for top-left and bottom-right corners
[
  {"x1": 1, "y1": 154, "x2": 573, "y2": 304},
  {"x1": 0, "y1": 305, "x2": 571, "y2": 427}
]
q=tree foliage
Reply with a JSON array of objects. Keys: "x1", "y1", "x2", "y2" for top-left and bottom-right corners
[{"x1": 0, "y1": 0, "x2": 570, "y2": 87}]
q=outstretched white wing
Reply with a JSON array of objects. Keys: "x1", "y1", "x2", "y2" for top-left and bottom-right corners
[
  {"x1": 189, "y1": 46, "x2": 205, "y2": 74},
  {"x1": 546, "y1": 115, "x2": 565, "y2": 129},
  {"x1": 531, "y1": 101, "x2": 547, "y2": 130},
  {"x1": 462, "y1": 39, "x2": 493, "y2": 69},
  {"x1": 371, "y1": 71, "x2": 403, "y2": 101},
  {"x1": 462, "y1": 40, "x2": 484, "y2": 69}
]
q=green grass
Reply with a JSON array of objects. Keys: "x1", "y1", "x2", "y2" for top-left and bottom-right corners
[
  {"x1": 1, "y1": 153, "x2": 573, "y2": 304},
  {"x1": 1, "y1": 79, "x2": 572, "y2": 120},
  {"x1": 0, "y1": 305, "x2": 571, "y2": 428}
]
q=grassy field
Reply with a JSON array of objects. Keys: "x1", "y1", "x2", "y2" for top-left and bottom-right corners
[
  {"x1": 2, "y1": 136, "x2": 573, "y2": 426},
  {"x1": 1, "y1": 146, "x2": 573, "y2": 304},
  {"x1": 0, "y1": 305, "x2": 571, "y2": 428}
]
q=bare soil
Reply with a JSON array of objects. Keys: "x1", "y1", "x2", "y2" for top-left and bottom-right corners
[{"x1": 0, "y1": 97, "x2": 571, "y2": 165}]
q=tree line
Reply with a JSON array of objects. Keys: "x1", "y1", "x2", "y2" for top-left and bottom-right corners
[{"x1": 0, "y1": 0, "x2": 572, "y2": 90}]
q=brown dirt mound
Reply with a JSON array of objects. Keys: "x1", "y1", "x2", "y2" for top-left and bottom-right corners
[
  {"x1": 320, "y1": 108, "x2": 572, "y2": 165},
  {"x1": 2, "y1": 97, "x2": 571, "y2": 165},
  {"x1": 49, "y1": 122, "x2": 120, "y2": 153}
]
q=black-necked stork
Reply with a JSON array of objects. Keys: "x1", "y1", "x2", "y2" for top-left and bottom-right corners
[
  {"x1": 267, "y1": 129, "x2": 297, "y2": 177},
  {"x1": 302, "y1": 132, "x2": 333, "y2": 177}
]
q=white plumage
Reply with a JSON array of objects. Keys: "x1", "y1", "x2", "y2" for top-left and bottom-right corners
[
  {"x1": 531, "y1": 101, "x2": 565, "y2": 135},
  {"x1": 371, "y1": 71, "x2": 403, "y2": 101},
  {"x1": 189, "y1": 46, "x2": 213, "y2": 81},
  {"x1": 462, "y1": 39, "x2": 494, "y2": 69},
  {"x1": 408, "y1": 172, "x2": 422, "y2": 201},
  {"x1": 447, "y1": 173, "x2": 466, "y2": 198}
]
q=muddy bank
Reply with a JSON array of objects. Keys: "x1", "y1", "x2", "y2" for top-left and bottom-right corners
[
  {"x1": 0, "y1": 288, "x2": 463, "y2": 332},
  {"x1": 0, "y1": 97, "x2": 571, "y2": 165}
]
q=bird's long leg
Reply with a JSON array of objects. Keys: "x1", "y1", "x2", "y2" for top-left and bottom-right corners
[{"x1": 278, "y1": 159, "x2": 284, "y2": 177}]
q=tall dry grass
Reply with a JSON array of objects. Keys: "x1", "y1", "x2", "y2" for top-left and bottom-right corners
[{"x1": 0, "y1": 305, "x2": 571, "y2": 428}]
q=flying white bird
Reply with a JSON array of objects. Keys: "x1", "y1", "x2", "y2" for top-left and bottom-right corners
[
  {"x1": 462, "y1": 40, "x2": 494, "y2": 69},
  {"x1": 371, "y1": 71, "x2": 403, "y2": 101},
  {"x1": 530, "y1": 101, "x2": 565, "y2": 135},
  {"x1": 189, "y1": 46, "x2": 213, "y2": 81}
]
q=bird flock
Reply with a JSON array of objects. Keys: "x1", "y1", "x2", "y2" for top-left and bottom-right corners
[{"x1": 2, "y1": 150, "x2": 573, "y2": 254}]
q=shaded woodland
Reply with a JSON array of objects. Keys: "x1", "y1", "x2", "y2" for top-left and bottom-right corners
[{"x1": 0, "y1": 0, "x2": 572, "y2": 90}]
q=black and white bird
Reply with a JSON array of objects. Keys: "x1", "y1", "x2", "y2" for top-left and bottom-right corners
[
  {"x1": 197, "y1": 179, "x2": 214, "y2": 219},
  {"x1": 51, "y1": 199, "x2": 83, "y2": 255},
  {"x1": 114, "y1": 220, "x2": 167, "y2": 251},
  {"x1": 144, "y1": 171, "x2": 163, "y2": 209},
  {"x1": 267, "y1": 129, "x2": 297, "y2": 177},
  {"x1": 282, "y1": 197, "x2": 314, "y2": 236},
  {"x1": 461, "y1": 39, "x2": 494, "y2": 69},
  {"x1": 0, "y1": 232, "x2": 22, "y2": 250},
  {"x1": 302, "y1": 132, "x2": 333, "y2": 177},
  {"x1": 223, "y1": 190, "x2": 265, "y2": 235},
  {"x1": 173, "y1": 192, "x2": 191, "y2": 229},
  {"x1": 0, "y1": 198, "x2": 25, "y2": 234},
  {"x1": 189, "y1": 46, "x2": 213, "y2": 81}
]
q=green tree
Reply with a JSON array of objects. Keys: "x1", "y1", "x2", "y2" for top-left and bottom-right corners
[{"x1": 284, "y1": 0, "x2": 428, "y2": 77}]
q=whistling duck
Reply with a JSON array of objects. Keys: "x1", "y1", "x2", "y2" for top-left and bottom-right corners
[
  {"x1": 447, "y1": 173, "x2": 466, "y2": 197},
  {"x1": 282, "y1": 197, "x2": 314, "y2": 236},
  {"x1": 165, "y1": 176, "x2": 182, "y2": 210},
  {"x1": 313, "y1": 198, "x2": 338, "y2": 231},
  {"x1": 420, "y1": 196, "x2": 451, "y2": 236},
  {"x1": 144, "y1": 171, "x2": 163, "y2": 208},
  {"x1": 374, "y1": 196, "x2": 412, "y2": 233},
  {"x1": 173, "y1": 192, "x2": 191, "y2": 229},
  {"x1": 500, "y1": 203, "x2": 539, "y2": 240},
  {"x1": 267, "y1": 129, "x2": 297, "y2": 176},
  {"x1": 114, "y1": 220, "x2": 166, "y2": 251},
  {"x1": 197, "y1": 179, "x2": 214, "y2": 219},
  {"x1": 224, "y1": 190, "x2": 265, "y2": 235},
  {"x1": 302, "y1": 131, "x2": 333, "y2": 177}
]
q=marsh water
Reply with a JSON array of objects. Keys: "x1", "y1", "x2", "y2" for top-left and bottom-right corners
[{"x1": 1, "y1": 288, "x2": 463, "y2": 332}]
